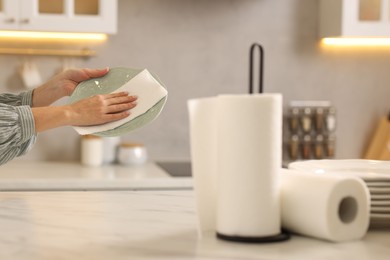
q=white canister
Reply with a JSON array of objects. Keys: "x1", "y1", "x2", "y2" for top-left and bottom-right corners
[
  {"x1": 102, "y1": 137, "x2": 121, "y2": 164},
  {"x1": 117, "y1": 143, "x2": 148, "y2": 166},
  {"x1": 81, "y1": 135, "x2": 103, "y2": 167}
]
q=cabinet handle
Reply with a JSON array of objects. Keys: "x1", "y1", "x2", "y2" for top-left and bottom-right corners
[
  {"x1": 20, "y1": 18, "x2": 30, "y2": 24},
  {"x1": 4, "y1": 18, "x2": 16, "y2": 23}
]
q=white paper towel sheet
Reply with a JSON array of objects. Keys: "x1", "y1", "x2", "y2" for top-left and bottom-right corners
[
  {"x1": 188, "y1": 97, "x2": 218, "y2": 235},
  {"x1": 73, "y1": 69, "x2": 167, "y2": 135},
  {"x1": 216, "y1": 94, "x2": 282, "y2": 238},
  {"x1": 280, "y1": 168, "x2": 370, "y2": 242}
]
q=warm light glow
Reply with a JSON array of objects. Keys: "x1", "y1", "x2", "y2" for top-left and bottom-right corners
[
  {"x1": 322, "y1": 37, "x2": 390, "y2": 47},
  {"x1": 0, "y1": 30, "x2": 107, "y2": 41}
]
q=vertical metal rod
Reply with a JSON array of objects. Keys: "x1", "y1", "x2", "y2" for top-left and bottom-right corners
[{"x1": 249, "y1": 43, "x2": 264, "y2": 94}]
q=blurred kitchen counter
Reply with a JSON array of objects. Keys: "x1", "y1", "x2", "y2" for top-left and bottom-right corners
[
  {"x1": 0, "y1": 189, "x2": 388, "y2": 260},
  {"x1": 0, "y1": 161, "x2": 192, "y2": 191}
]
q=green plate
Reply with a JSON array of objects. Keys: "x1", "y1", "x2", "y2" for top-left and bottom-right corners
[{"x1": 69, "y1": 67, "x2": 167, "y2": 137}]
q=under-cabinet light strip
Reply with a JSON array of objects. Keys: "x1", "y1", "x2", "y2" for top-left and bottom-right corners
[
  {"x1": 0, "y1": 30, "x2": 107, "y2": 41},
  {"x1": 322, "y1": 37, "x2": 390, "y2": 46},
  {"x1": 0, "y1": 47, "x2": 96, "y2": 57}
]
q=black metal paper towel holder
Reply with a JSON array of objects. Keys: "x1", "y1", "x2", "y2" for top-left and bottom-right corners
[{"x1": 249, "y1": 43, "x2": 264, "y2": 94}]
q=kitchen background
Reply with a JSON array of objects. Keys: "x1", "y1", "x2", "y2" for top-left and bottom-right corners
[{"x1": 0, "y1": 0, "x2": 389, "y2": 162}]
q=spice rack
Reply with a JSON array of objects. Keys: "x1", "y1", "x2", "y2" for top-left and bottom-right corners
[{"x1": 283, "y1": 101, "x2": 336, "y2": 165}]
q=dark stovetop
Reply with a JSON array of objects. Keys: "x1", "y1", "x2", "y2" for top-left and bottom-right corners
[{"x1": 156, "y1": 161, "x2": 192, "y2": 177}]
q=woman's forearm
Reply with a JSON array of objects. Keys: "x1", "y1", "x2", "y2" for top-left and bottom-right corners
[
  {"x1": 32, "y1": 82, "x2": 66, "y2": 107},
  {"x1": 31, "y1": 106, "x2": 71, "y2": 132}
]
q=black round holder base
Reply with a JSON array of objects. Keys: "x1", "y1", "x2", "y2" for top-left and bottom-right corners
[{"x1": 216, "y1": 230, "x2": 290, "y2": 243}]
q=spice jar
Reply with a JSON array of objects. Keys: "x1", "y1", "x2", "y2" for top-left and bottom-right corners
[
  {"x1": 288, "y1": 107, "x2": 300, "y2": 133},
  {"x1": 315, "y1": 108, "x2": 325, "y2": 132},
  {"x1": 301, "y1": 107, "x2": 313, "y2": 133},
  {"x1": 325, "y1": 134, "x2": 336, "y2": 158},
  {"x1": 301, "y1": 134, "x2": 312, "y2": 160},
  {"x1": 289, "y1": 134, "x2": 300, "y2": 160},
  {"x1": 326, "y1": 107, "x2": 337, "y2": 132},
  {"x1": 314, "y1": 134, "x2": 324, "y2": 159}
]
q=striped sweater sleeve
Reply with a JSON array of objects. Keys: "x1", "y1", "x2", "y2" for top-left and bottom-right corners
[
  {"x1": 0, "y1": 90, "x2": 34, "y2": 106},
  {"x1": 0, "y1": 91, "x2": 36, "y2": 166}
]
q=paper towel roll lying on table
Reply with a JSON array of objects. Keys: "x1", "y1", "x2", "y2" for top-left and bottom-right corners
[{"x1": 280, "y1": 169, "x2": 370, "y2": 242}]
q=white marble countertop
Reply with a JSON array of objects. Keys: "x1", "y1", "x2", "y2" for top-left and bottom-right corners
[
  {"x1": 0, "y1": 189, "x2": 388, "y2": 260},
  {"x1": 0, "y1": 161, "x2": 192, "y2": 191}
]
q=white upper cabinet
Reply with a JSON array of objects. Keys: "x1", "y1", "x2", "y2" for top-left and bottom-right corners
[
  {"x1": 319, "y1": 0, "x2": 390, "y2": 37},
  {"x1": 0, "y1": 0, "x2": 19, "y2": 30},
  {"x1": 0, "y1": 0, "x2": 117, "y2": 34}
]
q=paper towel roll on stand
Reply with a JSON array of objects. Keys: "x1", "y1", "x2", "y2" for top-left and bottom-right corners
[
  {"x1": 215, "y1": 94, "x2": 289, "y2": 243},
  {"x1": 215, "y1": 43, "x2": 289, "y2": 243}
]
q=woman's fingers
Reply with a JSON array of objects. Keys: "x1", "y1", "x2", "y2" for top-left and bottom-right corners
[
  {"x1": 103, "y1": 111, "x2": 131, "y2": 121},
  {"x1": 106, "y1": 101, "x2": 137, "y2": 114},
  {"x1": 96, "y1": 92, "x2": 137, "y2": 104},
  {"x1": 91, "y1": 92, "x2": 137, "y2": 106},
  {"x1": 82, "y1": 67, "x2": 109, "y2": 79},
  {"x1": 102, "y1": 92, "x2": 138, "y2": 113},
  {"x1": 105, "y1": 91, "x2": 130, "y2": 99},
  {"x1": 108, "y1": 93, "x2": 137, "y2": 105}
]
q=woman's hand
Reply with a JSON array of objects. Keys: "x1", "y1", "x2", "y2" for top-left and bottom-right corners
[
  {"x1": 66, "y1": 92, "x2": 138, "y2": 126},
  {"x1": 32, "y1": 68, "x2": 109, "y2": 107},
  {"x1": 32, "y1": 92, "x2": 138, "y2": 133}
]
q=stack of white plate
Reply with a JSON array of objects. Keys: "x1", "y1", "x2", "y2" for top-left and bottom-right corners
[{"x1": 288, "y1": 159, "x2": 390, "y2": 228}]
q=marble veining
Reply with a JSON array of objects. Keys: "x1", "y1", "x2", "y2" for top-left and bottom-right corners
[{"x1": 0, "y1": 190, "x2": 389, "y2": 260}]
